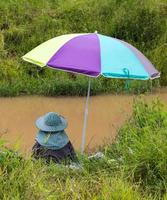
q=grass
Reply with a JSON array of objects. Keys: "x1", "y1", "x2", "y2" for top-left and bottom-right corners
[
  {"x1": 104, "y1": 98, "x2": 167, "y2": 197},
  {"x1": 0, "y1": 98, "x2": 167, "y2": 199},
  {"x1": 0, "y1": 0, "x2": 166, "y2": 96}
]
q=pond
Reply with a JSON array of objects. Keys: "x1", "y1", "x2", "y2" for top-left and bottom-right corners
[{"x1": 0, "y1": 87, "x2": 166, "y2": 153}]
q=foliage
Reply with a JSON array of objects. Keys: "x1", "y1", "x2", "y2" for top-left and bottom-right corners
[{"x1": 105, "y1": 98, "x2": 167, "y2": 197}]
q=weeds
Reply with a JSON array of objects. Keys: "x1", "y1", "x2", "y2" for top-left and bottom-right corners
[{"x1": 105, "y1": 98, "x2": 167, "y2": 198}]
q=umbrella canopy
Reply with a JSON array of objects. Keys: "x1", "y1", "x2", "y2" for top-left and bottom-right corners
[
  {"x1": 22, "y1": 33, "x2": 160, "y2": 80},
  {"x1": 22, "y1": 33, "x2": 160, "y2": 153}
]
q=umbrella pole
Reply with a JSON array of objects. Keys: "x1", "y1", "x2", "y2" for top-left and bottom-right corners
[{"x1": 81, "y1": 78, "x2": 91, "y2": 153}]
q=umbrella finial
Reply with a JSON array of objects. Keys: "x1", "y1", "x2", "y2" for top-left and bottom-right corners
[{"x1": 94, "y1": 30, "x2": 98, "y2": 34}]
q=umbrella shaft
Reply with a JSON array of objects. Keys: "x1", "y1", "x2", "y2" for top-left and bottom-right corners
[{"x1": 81, "y1": 78, "x2": 91, "y2": 153}]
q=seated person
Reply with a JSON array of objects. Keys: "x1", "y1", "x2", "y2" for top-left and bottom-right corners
[{"x1": 32, "y1": 112, "x2": 78, "y2": 164}]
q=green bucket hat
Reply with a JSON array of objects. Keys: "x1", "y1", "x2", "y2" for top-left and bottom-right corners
[{"x1": 36, "y1": 112, "x2": 68, "y2": 132}]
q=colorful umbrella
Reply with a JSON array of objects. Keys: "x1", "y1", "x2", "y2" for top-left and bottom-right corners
[{"x1": 22, "y1": 33, "x2": 160, "y2": 152}]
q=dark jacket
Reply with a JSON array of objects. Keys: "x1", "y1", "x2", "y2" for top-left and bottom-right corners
[{"x1": 32, "y1": 141, "x2": 78, "y2": 164}]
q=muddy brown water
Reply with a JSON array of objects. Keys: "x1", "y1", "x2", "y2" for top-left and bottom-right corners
[{"x1": 0, "y1": 88, "x2": 167, "y2": 153}]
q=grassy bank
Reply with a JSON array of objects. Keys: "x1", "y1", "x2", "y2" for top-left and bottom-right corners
[
  {"x1": 0, "y1": 0, "x2": 166, "y2": 96},
  {"x1": 0, "y1": 98, "x2": 167, "y2": 199}
]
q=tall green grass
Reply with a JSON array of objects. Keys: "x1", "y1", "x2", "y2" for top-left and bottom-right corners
[
  {"x1": 0, "y1": 146, "x2": 151, "y2": 200},
  {"x1": 0, "y1": 98, "x2": 167, "y2": 199},
  {"x1": 105, "y1": 98, "x2": 167, "y2": 198},
  {"x1": 0, "y1": 0, "x2": 166, "y2": 96}
]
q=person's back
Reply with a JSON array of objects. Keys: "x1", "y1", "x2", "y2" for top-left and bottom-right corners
[{"x1": 32, "y1": 112, "x2": 78, "y2": 164}]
